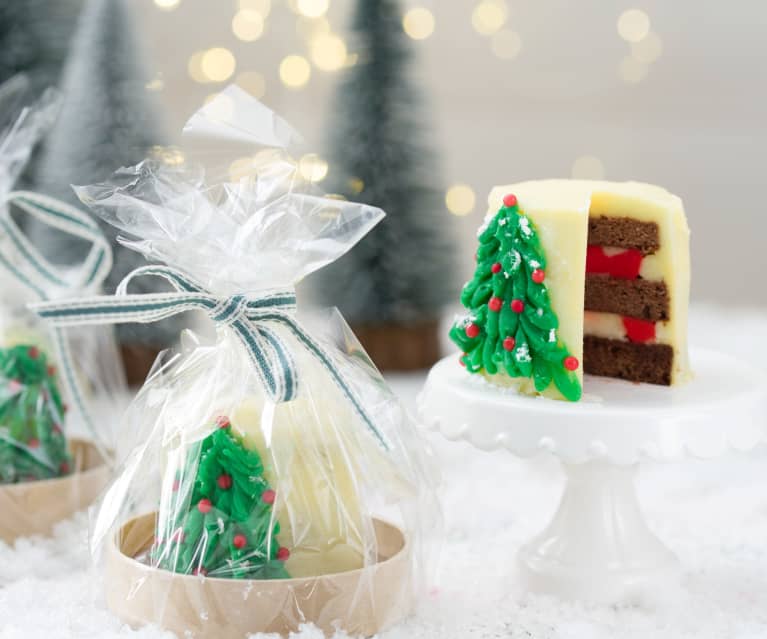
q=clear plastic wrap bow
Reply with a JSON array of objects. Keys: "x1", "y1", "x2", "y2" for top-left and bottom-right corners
[
  {"x1": 35, "y1": 86, "x2": 439, "y2": 637},
  {"x1": 0, "y1": 75, "x2": 124, "y2": 541}
]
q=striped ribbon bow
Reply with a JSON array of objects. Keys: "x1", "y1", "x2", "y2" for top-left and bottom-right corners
[
  {"x1": 0, "y1": 190, "x2": 113, "y2": 440},
  {"x1": 33, "y1": 264, "x2": 390, "y2": 450}
]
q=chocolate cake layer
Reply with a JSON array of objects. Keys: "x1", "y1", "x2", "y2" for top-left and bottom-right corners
[
  {"x1": 583, "y1": 336, "x2": 673, "y2": 385},
  {"x1": 587, "y1": 216, "x2": 660, "y2": 255},
  {"x1": 585, "y1": 275, "x2": 669, "y2": 321}
]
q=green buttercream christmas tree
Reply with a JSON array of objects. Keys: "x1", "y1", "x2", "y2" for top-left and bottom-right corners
[
  {"x1": 449, "y1": 193, "x2": 582, "y2": 402},
  {"x1": 153, "y1": 416, "x2": 290, "y2": 579},
  {"x1": 0, "y1": 344, "x2": 72, "y2": 482}
]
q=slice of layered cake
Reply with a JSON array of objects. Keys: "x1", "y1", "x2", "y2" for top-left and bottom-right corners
[{"x1": 449, "y1": 179, "x2": 690, "y2": 401}]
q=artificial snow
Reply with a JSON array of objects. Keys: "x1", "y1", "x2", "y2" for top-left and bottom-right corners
[{"x1": 1, "y1": 305, "x2": 766, "y2": 639}]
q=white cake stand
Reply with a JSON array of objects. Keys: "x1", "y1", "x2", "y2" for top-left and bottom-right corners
[{"x1": 418, "y1": 348, "x2": 767, "y2": 602}]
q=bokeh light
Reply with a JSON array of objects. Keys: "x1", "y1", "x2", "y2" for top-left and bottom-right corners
[
  {"x1": 280, "y1": 55, "x2": 311, "y2": 88},
  {"x1": 491, "y1": 29, "x2": 522, "y2": 59},
  {"x1": 571, "y1": 155, "x2": 605, "y2": 179},
  {"x1": 299, "y1": 153, "x2": 329, "y2": 182},
  {"x1": 200, "y1": 47, "x2": 236, "y2": 82},
  {"x1": 236, "y1": 71, "x2": 266, "y2": 98},
  {"x1": 619, "y1": 56, "x2": 648, "y2": 84},
  {"x1": 403, "y1": 8, "x2": 435, "y2": 40},
  {"x1": 472, "y1": 0, "x2": 508, "y2": 36},
  {"x1": 310, "y1": 34, "x2": 347, "y2": 71},
  {"x1": 232, "y1": 9, "x2": 265, "y2": 41},
  {"x1": 154, "y1": 0, "x2": 180, "y2": 10},
  {"x1": 631, "y1": 31, "x2": 663, "y2": 63},
  {"x1": 187, "y1": 51, "x2": 206, "y2": 83},
  {"x1": 446, "y1": 184, "x2": 476, "y2": 216},
  {"x1": 617, "y1": 9, "x2": 650, "y2": 43},
  {"x1": 296, "y1": 0, "x2": 329, "y2": 18},
  {"x1": 348, "y1": 177, "x2": 364, "y2": 195}
]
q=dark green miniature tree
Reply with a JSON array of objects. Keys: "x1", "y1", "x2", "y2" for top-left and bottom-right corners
[
  {"x1": 153, "y1": 416, "x2": 290, "y2": 579},
  {"x1": 449, "y1": 193, "x2": 583, "y2": 402},
  {"x1": 312, "y1": 0, "x2": 454, "y2": 369},
  {"x1": 0, "y1": 344, "x2": 72, "y2": 482}
]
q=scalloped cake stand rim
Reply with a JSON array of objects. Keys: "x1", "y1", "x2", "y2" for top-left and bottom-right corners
[{"x1": 417, "y1": 347, "x2": 767, "y2": 465}]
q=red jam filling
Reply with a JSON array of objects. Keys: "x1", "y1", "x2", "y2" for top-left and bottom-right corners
[
  {"x1": 622, "y1": 316, "x2": 656, "y2": 343},
  {"x1": 586, "y1": 246, "x2": 643, "y2": 280}
]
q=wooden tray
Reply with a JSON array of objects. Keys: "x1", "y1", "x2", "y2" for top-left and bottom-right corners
[
  {"x1": 105, "y1": 511, "x2": 413, "y2": 638},
  {"x1": 0, "y1": 438, "x2": 108, "y2": 542}
]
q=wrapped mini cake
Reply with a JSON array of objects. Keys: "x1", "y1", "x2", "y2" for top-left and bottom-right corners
[
  {"x1": 450, "y1": 180, "x2": 691, "y2": 401},
  {"x1": 0, "y1": 76, "x2": 117, "y2": 540},
  {"x1": 37, "y1": 87, "x2": 437, "y2": 637}
]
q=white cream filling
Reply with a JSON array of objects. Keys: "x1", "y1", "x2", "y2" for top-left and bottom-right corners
[{"x1": 583, "y1": 310, "x2": 671, "y2": 344}]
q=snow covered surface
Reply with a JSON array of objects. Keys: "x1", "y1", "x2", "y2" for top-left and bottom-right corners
[{"x1": 1, "y1": 305, "x2": 766, "y2": 639}]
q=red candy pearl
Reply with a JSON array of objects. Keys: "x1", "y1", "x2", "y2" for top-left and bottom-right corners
[
  {"x1": 233, "y1": 534, "x2": 247, "y2": 549},
  {"x1": 27, "y1": 346, "x2": 40, "y2": 359},
  {"x1": 47, "y1": 365, "x2": 56, "y2": 377},
  {"x1": 503, "y1": 193, "x2": 518, "y2": 208},
  {"x1": 563, "y1": 356, "x2": 579, "y2": 371},
  {"x1": 510, "y1": 299, "x2": 525, "y2": 314},
  {"x1": 197, "y1": 498, "x2": 213, "y2": 514},
  {"x1": 277, "y1": 547, "x2": 290, "y2": 561},
  {"x1": 491, "y1": 262, "x2": 502, "y2": 274},
  {"x1": 215, "y1": 415, "x2": 231, "y2": 429},
  {"x1": 28, "y1": 438, "x2": 40, "y2": 448},
  {"x1": 488, "y1": 297, "x2": 502, "y2": 312},
  {"x1": 262, "y1": 489, "x2": 276, "y2": 505},
  {"x1": 465, "y1": 323, "x2": 480, "y2": 338},
  {"x1": 503, "y1": 337, "x2": 516, "y2": 351},
  {"x1": 60, "y1": 461, "x2": 70, "y2": 474},
  {"x1": 192, "y1": 567, "x2": 207, "y2": 576},
  {"x1": 217, "y1": 474, "x2": 232, "y2": 490},
  {"x1": 531, "y1": 269, "x2": 545, "y2": 284}
]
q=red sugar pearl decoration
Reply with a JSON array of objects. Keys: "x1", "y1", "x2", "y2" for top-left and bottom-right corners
[
  {"x1": 47, "y1": 365, "x2": 56, "y2": 377},
  {"x1": 531, "y1": 269, "x2": 545, "y2": 284},
  {"x1": 491, "y1": 262, "x2": 502, "y2": 274},
  {"x1": 563, "y1": 356, "x2": 579, "y2": 371},
  {"x1": 488, "y1": 297, "x2": 502, "y2": 312},
  {"x1": 215, "y1": 415, "x2": 231, "y2": 429},
  {"x1": 262, "y1": 489, "x2": 276, "y2": 505},
  {"x1": 510, "y1": 299, "x2": 525, "y2": 314},
  {"x1": 233, "y1": 534, "x2": 247, "y2": 549},
  {"x1": 277, "y1": 547, "x2": 290, "y2": 561},
  {"x1": 502, "y1": 337, "x2": 516, "y2": 351},
  {"x1": 503, "y1": 193, "x2": 518, "y2": 208},
  {"x1": 60, "y1": 461, "x2": 70, "y2": 474},
  {"x1": 465, "y1": 323, "x2": 480, "y2": 338},
  {"x1": 28, "y1": 438, "x2": 40, "y2": 448},
  {"x1": 197, "y1": 498, "x2": 213, "y2": 514},
  {"x1": 192, "y1": 567, "x2": 208, "y2": 577},
  {"x1": 217, "y1": 474, "x2": 233, "y2": 490},
  {"x1": 27, "y1": 346, "x2": 40, "y2": 359}
]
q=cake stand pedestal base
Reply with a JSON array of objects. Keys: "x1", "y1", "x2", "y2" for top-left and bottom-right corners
[
  {"x1": 518, "y1": 461, "x2": 677, "y2": 601},
  {"x1": 419, "y1": 348, "x2": 767, "y2": 602}
]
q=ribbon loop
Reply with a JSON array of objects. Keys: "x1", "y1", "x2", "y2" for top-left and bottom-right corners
[
  {"x1": 0, "y1": 191, "x2": 113, "y2": 448},
  {"x1": 32, "y1": 264, "x2": 389, "y2": 451}
]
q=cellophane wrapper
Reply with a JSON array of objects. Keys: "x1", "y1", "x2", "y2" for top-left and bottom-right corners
[
  {"x1": 88, "y1": 87, "x2": 440, "y2": 636},
  {"x1": 0, "y1": 74, "x2": 124, "y2": 529}
]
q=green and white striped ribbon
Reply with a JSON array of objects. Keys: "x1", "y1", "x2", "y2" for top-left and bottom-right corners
[
  {"x1": 0, "y1": 190, "x2": 113, "y2": 444},
  {"x1": 33, "y1": 264, "x2": 390, "y2": 451}
]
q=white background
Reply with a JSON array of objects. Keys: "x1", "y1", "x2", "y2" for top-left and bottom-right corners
[{"x1": 134, "y1": 0, "x2": 767, "y2": 306}]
